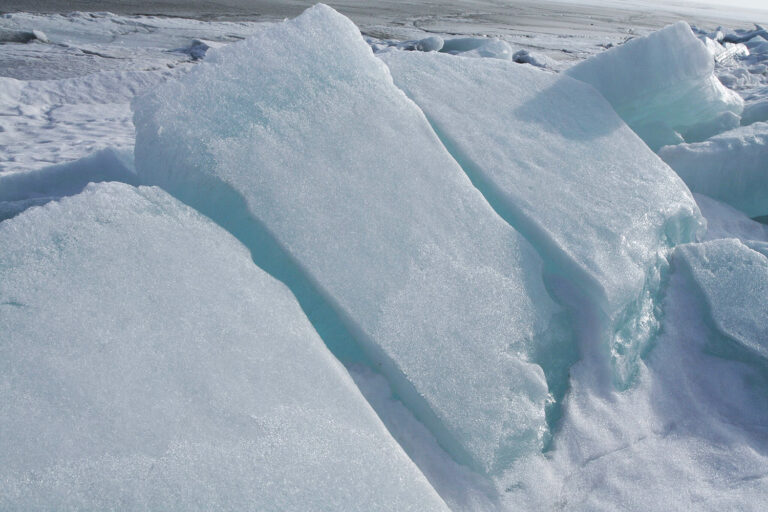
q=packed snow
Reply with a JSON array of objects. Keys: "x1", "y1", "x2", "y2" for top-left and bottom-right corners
[{"x1": 2, "y1": 0, "x2": 768, "y2": 510}]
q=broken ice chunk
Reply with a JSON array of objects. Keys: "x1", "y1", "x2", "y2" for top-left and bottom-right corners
[
  {"x1": 134, "y1": 4, "x2": 566, "y2": 475},
  {"x1": 566, "y1": 21, "x2": 743, "y2": 151},
  {"x1": 659, "y1": 121, "x2": 768, "y2": 218}
]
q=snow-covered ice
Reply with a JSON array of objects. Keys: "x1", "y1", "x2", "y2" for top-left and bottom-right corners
[
  {"x1": 0, "y1": 147, "x2": 136, "y2": 220},
  {"x1": 566, "y1": 21, "x2": 744, "y2": 151},
  {"x1": 0, "y1": 182, "x2": 448, "y2": 511}
]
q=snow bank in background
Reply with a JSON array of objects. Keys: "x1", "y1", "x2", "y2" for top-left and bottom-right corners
[
  {"x1": 695, "y1": 193, "x2": 768, "y2": 242},
  {"x1": 373, "y1": 35, "x2": 519, "y2": 62},
  {"x1": 0, "y1": 147, "x2": 136, "y2": 220},
  {"x1": 566, "y1": 21, "x2": 744, "y2": 151},
  {"x1": 659, "y1": 121, "x2": 768, "y2": 217},
  {"x1": 0, "y1": 182, "x2": 447, "y2": 511},
  {"x1": 0, "y1": 28, "x2": 47, "y2": 43},
  {"x1": 0, "y1": 70, "x2": 174, "y2": 173},
  {"x1": 382, "y1": 50, "x2": 702, "y2": 388},
  {"x1": 135, "y1": 4, "x2": 567, "y2": 476},
  {"x1": 0, "y1": 11, "x2": 267, "y2": 80}
]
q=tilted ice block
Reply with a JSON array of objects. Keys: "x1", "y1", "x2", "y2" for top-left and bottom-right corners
[
  {"x1": 381, "y1": 50, "x2": 703, "y2": 386},
  {"x1": 660, "y1": 122, "x2": 768, "y2": 218},
  {"x1": 134, "y1": 4, "x2": 565, "y2": 474},
  {"x1": 566, "y1": 21, "x2": 743, "y2": 151},
  {"x1": 0, "y1": 182, "x2": 447, "y2": 511},
  {"x1": 674, "y1": 239, "x2": 768, "y2": 362}
]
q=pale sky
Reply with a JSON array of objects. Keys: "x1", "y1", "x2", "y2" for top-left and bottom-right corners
[{"x1": 687, "y1": 0, "x2": 768, "y2": 11}]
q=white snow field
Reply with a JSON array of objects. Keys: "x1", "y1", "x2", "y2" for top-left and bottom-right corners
[
  {"x1": 135, "y1": 4, "x2": 569, "y2": 476},
  {"x1": 660, "y1": 121, "x2": 768, "y2": 217},
  {"x1": 3, "y1": 0, "x2": 768, "y2": 510},
  {"x1": 0, "y1": 182, "x2": 448, "y2": 511},
  {"x1": 566, "y1": 21, "x2": 744, "y2": 151},
  {"x1": 381, "y1": 50, "x2": 703, "y2": 389}
]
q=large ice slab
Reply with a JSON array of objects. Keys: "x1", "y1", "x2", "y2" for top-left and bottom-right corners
[
  {"x1": 0, "y1": 182, "x2": 447, "y2": 511},
  {"x1": 134, "y1": 4, "x2": 566, "y2": 475},
  {"x1": 381, "y1": 50, "x2": 703, "y2": 386},
  {"x1": 566, "y1": 21, "x2": 744, "y2": 151},
  {"x1": 659, "y1": 121, "x2": 768, "y2": 218}
]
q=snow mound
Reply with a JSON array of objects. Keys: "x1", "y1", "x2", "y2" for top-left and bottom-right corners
[
  {"x1": 659, "y1": 121, "x2": 768, "y2": 218},
  {"x1": 566, "y1": 21, "x2": 744, "y2": 151},
  {"x1": 440, "y1": 37, "x2": 514, "y2": 59},
  {"x1": 134, "y1": 4, "x2": 566, "y2": 475},
  {"x1": 742, "y1": 99, "x2": 768, "y2": 126},
  {"x1": 512, "y1": 49, "x2": 555, "y2": 68},
  {"x1": 381, "y1": 50, "x2": 703, "y2": 387},
  {"x1": 0, "y1": 28, "x2": 47, "y2": 43},
  {"x1": 0, "y1": 182, "x2": 447, "y2": 511}
]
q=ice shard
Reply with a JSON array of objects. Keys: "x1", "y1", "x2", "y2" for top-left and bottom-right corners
[{"x1": 134, "y1": 4, "x2": 567, "y2": 474}]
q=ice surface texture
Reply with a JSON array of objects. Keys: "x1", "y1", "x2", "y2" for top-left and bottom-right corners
[
  {"x1": 134, "y1": 4, "x2": 565, "y2": 475},
  {"x1": 660, "y1": 121, "x2": 768, "y2": 218},
  {"x1": 0, "y1": 182, "x2": 447, "y2": 511},
  {"x1": 675, "y1": 238, "x2": 768, "y2": 361},
  {"x1": 381, "y1": 50, "x2": 703, "y2": 387},
  {"x1": 566, "y1": 21, "x2": 744, "y2": 151}
]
